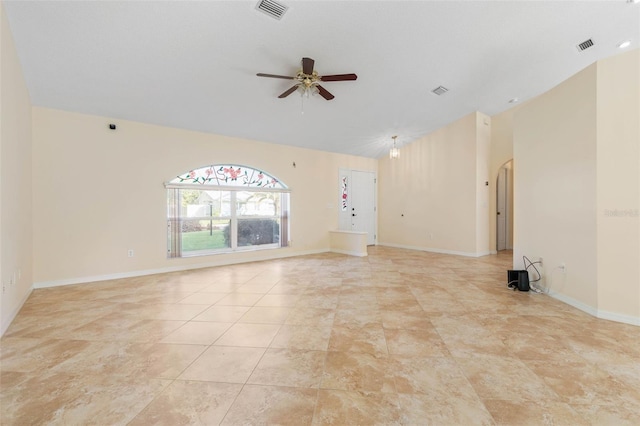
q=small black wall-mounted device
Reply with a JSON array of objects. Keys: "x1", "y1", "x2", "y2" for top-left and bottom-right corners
[{"x1": 109, "y1": 124, "x2": 116, "y2": 130}]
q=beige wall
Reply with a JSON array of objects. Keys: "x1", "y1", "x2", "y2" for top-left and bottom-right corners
[
  {"x1": 0, "y1": 2, "x2": 33, "y2": 335},
  {"x1": 595, "y1": 49, "x2": 640, "y2": 321},
  {"x1": 378, "y1": 112, "x2": 490, "y2": 256},
  {"x1": 514, "y1": 48, "x2": 640, "y2": 324},
  {"x1": 31, "y1": 107, "x2": 377, "y2": 286},
  {"x1": 514, "y1": 62, "x2": 599, "y2": 309},
  {"x1": 475, "y1": 112, "x2": 491, "y2": 254}
]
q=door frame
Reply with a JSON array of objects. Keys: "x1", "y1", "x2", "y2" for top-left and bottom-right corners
[{"x1": 338, "y1": 168, "x2": 377, "y2": 245}]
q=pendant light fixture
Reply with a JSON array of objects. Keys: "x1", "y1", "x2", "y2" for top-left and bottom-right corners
[{"x1": 389, "y1": 135, "x2": 400, "y2": 159}]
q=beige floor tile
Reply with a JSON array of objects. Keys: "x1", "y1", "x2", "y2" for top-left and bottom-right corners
[
  {"x1": 328, "y1": 324, "x2": 388, "y2": 355},
  {"x1": 129, "y1": 380, "x2": 243, "y2": 425},
  {"x1": 526, "y1": 360, "x2": 640, "y2": 406},
  {"x1": 247, "y1": 348, "x2": 326, "y2": 388},
  {"x1": 235, "y1": 281, "x2": 278, "y2": 293},
  {"x1": 571, "y1": 402, "x2": 640, "y2": 426},
  {"x1": 321, "y1": 351, "x2": 396, "y2": 393},
  {"x1": 178, "y1": 346, "x2": 266, "y2": 383},
  {"x1": 456, "y1": 354, "x2": 560, "y2": 402},
  {"x1": 214, "y1": 323, "x2": 281, "y2": 347},
  {"x1": 3, "y1": 248, "x2": 640, "y2": 425},
  {"x1": 384, "y1": 327, "x2": 450, "y2": 357},
  {"x1": 214, "y1": 292, "x2": 263, "y2": 306},
  {"x1": 222, "y1": 385, "x2": 317, "y2": 425},
  {"x1": 67, "y1": 316, "x2": 185, "y2": 342},
  {"x1": 237, "y1": 306, "x2": 292, "y2": 324},
  {"x1": 391, "y1": 355, "x2": 480, "y2": 400},
  {"x1": 483, "y1": 398, "x2": 587, "y2": 426},
  {"x1": 136, "y1": 343, "x2": 209, "y2": 379},
  {"x1": 192, "y1": 305, "x2": 250, "y2": 322},
  {"x1": 0, "y1": 337, "x2": 91, "y2": 373},
  {"x1": 255, "y1": 294, "x2": 301, "y2": 307},
  {"x1": 136, "y1": 303, "x2": 210, "y2": 321},
  {"x1": 398, "y1": 392, "x2": 495, "y2": 425},
  {"x1": 313, "y1": 389, "x2": 401, "y2": 425},
  {"x1": 379, "y1": 308, "x2": 433, "y2": 330},
  {"x1": 1, "y1": 370, "x2": 170, "y2": 425},
  {"x1": 285, "y1": 307, "x2": 335, "y2": 326},
  {"x1": 270, "y1": 324, "x2": 332, "y2": 351},
  {"x1": 431, "y1": 314, "x2": 511, "y2": 357},
  {"x1": 177, "y1": 292, "x2": 228, "y2": 305},
  {"x1": 160, "y1": 321, "x2": 233, "y2": 345}
]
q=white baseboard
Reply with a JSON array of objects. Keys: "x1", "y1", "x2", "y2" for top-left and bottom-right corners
[
  {"x1": 547, "y1": 291, "x2": 598, "y2": 317},
  {"x1": 330, "y1": 248, "x2": 368, "y2": 257},
  {"x1": 34, "y1": 248, "x2": 328, "y2": 289},
  {"x1": 596, "y1": 309, "x2": 640, "y2": 326},
  {"x1": 378, "y1": 242, "x2": 491, "y2": 258},
  {"x1": 548, "y1": 291, "x2": 639, "y2": 327},
  {"x1": 1, "y1": 286, "x2": 33, "y2": 337}
]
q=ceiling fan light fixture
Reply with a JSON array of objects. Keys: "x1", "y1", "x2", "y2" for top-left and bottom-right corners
[{"x1": 389, "y1": 136, "x2": 400, "y2": 160}]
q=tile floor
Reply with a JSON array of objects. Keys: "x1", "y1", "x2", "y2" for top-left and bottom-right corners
[{"x1": 1, "y1": 247, "x2": 639, "y2": 425}]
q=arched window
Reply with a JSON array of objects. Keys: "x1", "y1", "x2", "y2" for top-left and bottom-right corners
[{"x1": 165, "y1": 165, "x2": 290, "y2": 258}]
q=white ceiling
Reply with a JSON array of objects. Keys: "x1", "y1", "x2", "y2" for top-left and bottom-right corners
[{"x1": 4, "y1": 0, "x2": 639, "y2": 158}]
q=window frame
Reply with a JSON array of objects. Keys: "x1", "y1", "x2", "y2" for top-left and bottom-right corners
[{"x1": 165, "y1": 165, "x2": 290, "y2": 258}]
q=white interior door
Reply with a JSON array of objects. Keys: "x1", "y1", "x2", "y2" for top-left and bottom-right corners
[
  {"x1": 496, "y1": 167, "x2": 507, "y2": 251},
  {"x1": 350, "y1": 170, "x2": 376, "y2": 245}
]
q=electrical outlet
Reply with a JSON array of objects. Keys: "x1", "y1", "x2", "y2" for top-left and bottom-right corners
[
  {"x1": 559, "y1": 263, "x2": 566, "y2": 273},
  {"x1": 538, "y1": 257, "x2": 543, "y2": 266},
  {"x1": 128, "y1": 249, "x2": 134, "y2": 258}
]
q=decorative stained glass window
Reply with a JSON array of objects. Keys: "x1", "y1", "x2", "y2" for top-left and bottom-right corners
[
  {"x1": 170, "y1": 165, "x2": 286, "y2": 189},
  {"x1": 341, "y1": 176, "x2": 348, "y2": 211},
  {"x1": 166, "y1": 164, "x2": 289, "y2": 258}
]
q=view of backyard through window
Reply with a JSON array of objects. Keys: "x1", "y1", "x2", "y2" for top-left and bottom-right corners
[{"x1": 166, "y1": 165, "x2": 289, "y2": 257}]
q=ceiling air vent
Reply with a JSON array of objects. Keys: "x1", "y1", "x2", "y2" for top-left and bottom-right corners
[
  {"x1": 431, "y1": 86, "x2": 449, "y2": 96},
  {"x1": 256, "y1": 0, "x2": 288, "y2": 20},
  {"x1": 576, "y1": 39, "x2": 594, "y2": 51}
]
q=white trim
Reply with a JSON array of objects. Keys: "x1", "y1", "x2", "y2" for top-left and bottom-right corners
[
  {"x1": 596, "y1": 309, "x2": 640, "y2": 326},
  {"x1": 378, "y1": 242, "x2": 491, "y2": 258},
  {"x1": 330, "y1": 248, "x2": 368, "y2": 257},
  {"x1": 330, "y1": 230, "x2": 367, "y2": 235},
  {"x1": 34, "y1": 249, "x2": 327, "y2": 289},
  {"x1": 548, "y1": 290, "x2": 640, "y2": 327},
  {"x1": 490, "y1": 250, "x2": 498, "y2": 255},
  {"x1": 1, "y1": 286, "x2": 33, "y2": 337},
  {"x1": 547, "y1": 290, "x2": 598, "y2": 317}
]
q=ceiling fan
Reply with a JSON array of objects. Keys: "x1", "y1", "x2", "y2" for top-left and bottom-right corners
[{"x1": 257, "y1": 57, "x2": 357, "y2": 101}]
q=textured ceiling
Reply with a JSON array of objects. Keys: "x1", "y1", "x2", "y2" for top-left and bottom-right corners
[{"x1": 4, "y1": 0, "x2": 639, "y2": 158}]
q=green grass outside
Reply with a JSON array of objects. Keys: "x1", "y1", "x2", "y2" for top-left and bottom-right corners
[{"x1": 182, "y1": 229, "x2": 228, "y2": 252}]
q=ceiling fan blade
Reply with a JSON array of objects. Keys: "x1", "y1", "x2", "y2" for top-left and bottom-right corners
[
  {"x1": 302, "y1": 57, "x2": 314, "y2": 75},
  {"x1": 257, "y1": 73, "x2": 295, "y2": 80},
  {"x1": 278, "y1": 85, "x2": 299, "y2": 98},
  {"x1": 320, "y1": 73, "x2": 358, "y2": 82},
  {"x1": 316, "y1": 85, "x2": 335, "y2": 100}
]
